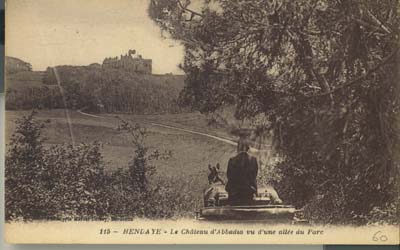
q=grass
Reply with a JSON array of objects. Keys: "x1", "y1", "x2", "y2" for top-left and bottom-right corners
[
  {"x1": 6, "y1": 109, "x2": 238, "y2": 212},
  {"x1": 115, "y1": 112, "x2": 235, "y2": 143}
]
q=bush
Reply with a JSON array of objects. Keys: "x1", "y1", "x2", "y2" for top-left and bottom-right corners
[
  {"x1": 5, "y1": 112, "x2": 109, "y2": 220},
  {"x1": 102, "y1": 171, "x2": 196, "y2": 219},
  {"x1": 363, "y1": 202, "x2": 399, "y2": 226},
  {"x1": 5, "y1": 113, "x2": 191, "y2": 221},
  {"x1": 43, "y1": 143, "x2": 109, "y2": 220}
]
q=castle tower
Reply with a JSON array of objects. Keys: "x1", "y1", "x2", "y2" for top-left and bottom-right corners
[{"x1": 102, "y1": 50, "x2": 152, "y2": 74}]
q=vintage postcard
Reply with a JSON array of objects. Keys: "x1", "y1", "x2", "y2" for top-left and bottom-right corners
[{"x1": 4, "y1": 0, "x2": 399, "y2": 244}]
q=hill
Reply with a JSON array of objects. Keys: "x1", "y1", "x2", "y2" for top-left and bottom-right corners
[
  {"x1": 5, "y1": 56, "x2": 32, "y2": 74},
  {"x1": 6, "y1": 58, "x2": 186, "y2": 114}
]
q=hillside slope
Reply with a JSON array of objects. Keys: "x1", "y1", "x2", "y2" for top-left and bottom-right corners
[
  {"x1": 5, "y1": 56, "x2": 32, "y2": 74},
  {"x1": 6, "y1": 58, "x2": 186, "y2": 114}
]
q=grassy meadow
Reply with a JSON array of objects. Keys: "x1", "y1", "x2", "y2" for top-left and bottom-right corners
[{"x1": 6, "y1": 109, "x2": 237, "y2": 212}]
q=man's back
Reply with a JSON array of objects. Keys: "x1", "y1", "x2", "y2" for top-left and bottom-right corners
[{"x1": 225, "y1": 152, "x2": 258, "y2": 204}]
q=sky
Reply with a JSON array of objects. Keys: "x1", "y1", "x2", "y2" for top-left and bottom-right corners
[{"x1": 5, "y1": 0, "x2": 185, "y2": 74}]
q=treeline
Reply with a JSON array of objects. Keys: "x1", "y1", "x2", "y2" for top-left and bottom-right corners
[
  {"x1": 7, "y1": 64, "x2": 186, "y2": 114},
  {"x1": 6, "y1": 86, "x2": 64, "y2": 110}
]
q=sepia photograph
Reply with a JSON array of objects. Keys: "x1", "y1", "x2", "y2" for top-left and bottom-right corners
[{"x1": 3, "y1": 0, "x2": 399, "y2": 244}]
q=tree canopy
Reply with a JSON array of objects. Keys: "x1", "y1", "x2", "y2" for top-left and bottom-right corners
[{"x1": 149, "y1": 0, "x2": 399, "y2": 223}]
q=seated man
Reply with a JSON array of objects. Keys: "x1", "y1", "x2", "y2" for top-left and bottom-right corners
[{"x1": 225, "y1": 139, "x2": 258, "y2": 206}]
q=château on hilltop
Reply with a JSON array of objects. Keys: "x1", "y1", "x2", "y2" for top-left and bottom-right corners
[{"x1": 102, "y1": 49, "x2": 152, "y2": 74}]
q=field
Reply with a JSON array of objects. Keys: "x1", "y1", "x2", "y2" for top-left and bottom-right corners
[{"x1": 6, "y1": 109, "x2": 238, "y2": 210}]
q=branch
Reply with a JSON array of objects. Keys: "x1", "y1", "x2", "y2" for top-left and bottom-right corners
[
  {"x1": 177, "y1": 0, "x2": 203, "y2": 18},
  {"x1": 309, "y1": 47, "x2": 399, "y2": 98},
  {"x1": 366, "y1": 10, "x2": 392, "y2": 34}
]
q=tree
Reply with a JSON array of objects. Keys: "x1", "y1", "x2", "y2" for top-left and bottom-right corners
[
  {"x1": 117, "y1": 118, "x2": 171, "y2": 191},
  {"x1": 149, "y1": 0, "x2": 399, "y2": 223},
  {"x1": 5, "y1": 111, "x2": 49, "y2": 220}
]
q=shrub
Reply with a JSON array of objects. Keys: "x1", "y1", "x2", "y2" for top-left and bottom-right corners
[
  {"x1": 5, "y1": 113, "x2": 192, "y2": 221},
  {"x1": 363, "y1": 201, "x2": 399, "y2": 226},
  {"x1": 102, "y1": 171, "x2": 196, "y2": 219},
  {"x1": 5, "y1": 112, "x2": 109, "y2": 220},
  {"x1": 43, "y1": 143, "x2": 109, "y2": 220}
]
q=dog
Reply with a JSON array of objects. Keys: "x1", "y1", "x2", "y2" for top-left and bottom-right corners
[
  {"x1": 207, "y1": 163, "x2": 225, "y2": 185},
  {"x1": 204, "y1": 163, "x2": 227, "y2": 207}
]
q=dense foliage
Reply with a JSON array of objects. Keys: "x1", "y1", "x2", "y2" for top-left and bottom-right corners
[
  {"x1": 149, "y1": 0, "x2": 399, "y2": 224},
  {"x1": 6, "y1": 86, "x2": 64, "y2": 110},
  {"x1": 5, "y1": 113, "x2": 193, "y2": 221},
  {"x1": 5, "y1": 112, "x2": 49, "y2": 219}
]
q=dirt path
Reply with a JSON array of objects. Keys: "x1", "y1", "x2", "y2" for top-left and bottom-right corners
[
  {"x1": 77, "y1": 110, "x2": 105, "y2": 119},
  {"x1": 77, "y1": 110, "x2": 237, "y2": 144},
  {"x1": 76, "y1": 110, "x2": 265, "y2": 153},
  {"x1": 149, "y1": 123, "x2": 237, "y2": 146}
]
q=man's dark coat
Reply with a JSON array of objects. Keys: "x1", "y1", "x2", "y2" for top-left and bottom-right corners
[{"x1": 225, "y1": 152, "x2": 258, "y2": 205}]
